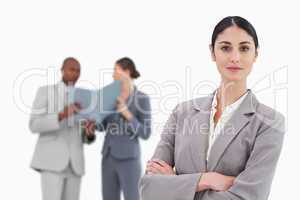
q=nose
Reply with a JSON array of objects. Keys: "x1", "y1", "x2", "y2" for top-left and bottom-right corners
[{"x1": 230, "y1": 50, "x2": 240, "y2": 64}]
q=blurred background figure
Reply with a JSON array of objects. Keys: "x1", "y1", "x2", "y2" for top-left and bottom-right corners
[
  {"x1": 96, "y1": 57, "x2": 152, "y2": 200},
  {"x1": 29, "y1": 57, "x2": 96, "y2": 200}
]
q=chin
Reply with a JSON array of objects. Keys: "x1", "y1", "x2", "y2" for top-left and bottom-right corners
[{"x1": 223, "y1": 75, "x2": 244, "y2": 83}]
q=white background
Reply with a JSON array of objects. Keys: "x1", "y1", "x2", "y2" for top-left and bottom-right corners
[{"x1": 1, "y1": 0, "x2": 299, "y2": 199}]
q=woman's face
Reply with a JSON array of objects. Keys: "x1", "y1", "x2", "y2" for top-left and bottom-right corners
[
  {"x1": 113, "y1": 64, "x2": 130, "y2": 80},
  {"x1": 211, "y1": 25, "x2": 258, "y2": 83}
]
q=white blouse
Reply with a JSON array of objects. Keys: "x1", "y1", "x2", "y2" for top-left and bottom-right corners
[{"x1": 206, "y1": 91, "x2": 249, "y2": 161}]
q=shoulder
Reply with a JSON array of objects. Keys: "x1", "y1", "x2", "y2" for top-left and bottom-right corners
[
  {"x1": 35, "y1": 84, "x2": 56, "y2": 94},
  {"x1": 256, "y1": 102, "x2": 285, "y2": 123},
  {"x1": 172, "y1": 95, "x2": 213, "y2": 116},
  {"x1": 136, "y1": 90, "x2": 149, "y2": 97},
  {"x1": 254, "y1": 102, "x2": 285, "y2": 134},
  {"x1": 135, "y1": 90, "x2": 150, "y2": 102}
]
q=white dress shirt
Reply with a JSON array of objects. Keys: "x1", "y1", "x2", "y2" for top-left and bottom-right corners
[
  {"x1": 58, "y1": 81, "x2": 75, "y2": 126},
  {"x1": 206, "y1": 91, "x2": 249, "y2": 160}
]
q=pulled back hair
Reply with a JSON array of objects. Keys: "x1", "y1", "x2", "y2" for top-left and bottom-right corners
[
  {"x1": 211, "y1": 16, "x2": 259, "y2": 51},
  {"x1": 116, "y1": 57, "x2": 140, "y2": 79}
]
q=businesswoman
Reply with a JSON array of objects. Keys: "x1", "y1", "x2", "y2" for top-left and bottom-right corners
[
  {"x1": 139, "y1": 16, "x2": 285, "y2": 200},
  {"x1": 97, "y1": 57, "x2": 151, "y2": 200}
]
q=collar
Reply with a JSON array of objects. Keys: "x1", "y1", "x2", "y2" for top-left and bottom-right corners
[
  {"x1": 193, "y1": 89, "x2": 257, "y2": 115},
  {"x1": 211, "y1": 90, "x2": 249, "y2": 114},
  {"x1": 58, "y1": 80, "x2": 75, "y2": 93}
]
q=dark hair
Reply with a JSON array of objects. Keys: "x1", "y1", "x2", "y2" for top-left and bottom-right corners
[
  {"x1": 211, "y1": 16, "x2": 259, "y2": 51},
  {"x1": 116, "y1": 57, "x2": 140, "y2": 79},
  {"x1": 62, "y1": 57, "x2": 80, "y2": 69}
]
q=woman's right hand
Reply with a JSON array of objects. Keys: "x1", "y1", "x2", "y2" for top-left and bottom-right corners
[
  {"x1": 197, "y1": 172, "x2": 235, "y2": 192},
  {"x1": 146, "y1": 159, "x2": 175, "y2": 175}
]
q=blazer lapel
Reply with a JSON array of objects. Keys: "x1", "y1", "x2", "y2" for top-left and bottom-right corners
[
  {"x1": 207, "y1": 90, "x2": 257, "y2": 171},
  {"x1": 186, "y1": 95, "x2": 213, "y2": 171},
  {"x1": 47, "y1": 84, "x2": 59, "y2": 113}
]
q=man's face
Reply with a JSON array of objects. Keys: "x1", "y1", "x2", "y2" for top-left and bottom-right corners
[{"x1": 62, "y1": 59, "x2": 81, "y2": 85}]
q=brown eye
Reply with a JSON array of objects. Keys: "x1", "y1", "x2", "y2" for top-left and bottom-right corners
[
  {"x1": 221, "y1": 46, "x2": 231, "y2": 52},
  {"x1": 240, "y1": 45, "x2": 250, "y2": 52}
]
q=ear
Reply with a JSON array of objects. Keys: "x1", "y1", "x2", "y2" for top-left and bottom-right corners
[
  {"x1": 124, "y1": 69, "x2": 131, "y2": 77},
  {"x1": 254, "y1": 47, "x2": 259, "y2": 62},
  {"x1": 209, "y1": 44, "x2": 216, "y2": 61}
]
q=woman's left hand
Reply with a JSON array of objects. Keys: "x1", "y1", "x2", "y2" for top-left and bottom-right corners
[
  {"x1": 146, "y1": 159, "x2": 175, "y2": 175},
  {"x1": 116, "y1": 96, "x2": 133, "y2": 121}
]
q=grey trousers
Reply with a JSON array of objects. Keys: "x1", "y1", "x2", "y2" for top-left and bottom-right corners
[
  {"x1": 102, "y1": 153, "x2": 141, "y2": 200},
  {"x1": 40, "y1": 163, "x2": 81, "y2": 200}
]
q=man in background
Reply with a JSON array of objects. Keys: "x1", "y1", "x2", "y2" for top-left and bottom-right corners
[{"x1": 29, "y1": 57, "x2": 95, "y2": 200}]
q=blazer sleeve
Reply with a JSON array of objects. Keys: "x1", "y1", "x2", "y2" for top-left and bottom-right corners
[
  {"x1": 126, "y1": 93, "x2": 152, "y2": 140},
  {"x1": 201, "y1": 114, "x2": 286, "y2": 200},
  {"x1": 139, "y1": 105, "x2": 202, "y2": 200},
  {"x1": 29, "y1": 86, "x2": 61, "y2": 133}
]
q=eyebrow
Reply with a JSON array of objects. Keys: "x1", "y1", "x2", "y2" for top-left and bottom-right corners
[
  {"x1": 240, "y1": 41, "x2": 251, "y2": 45},
  {"x1": 218, "y1": 41, "x2": 252, "y2": 45},
  {"x1": 218, "y1": 41, "x2": 231, "y2": 45}
]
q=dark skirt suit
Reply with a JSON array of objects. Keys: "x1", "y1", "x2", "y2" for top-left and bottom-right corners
[{"x1": 97, "y1": 87, "x2": 151, "y2": 200}]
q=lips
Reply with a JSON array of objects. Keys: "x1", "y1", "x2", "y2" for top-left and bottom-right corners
[{"x1": 226, "y1": 66, "x2": 243, "y2": 72}]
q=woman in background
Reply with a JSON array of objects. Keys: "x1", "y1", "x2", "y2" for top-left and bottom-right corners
[{"x1": 97, "y1": 57, "x2": 151, "y2": 200}]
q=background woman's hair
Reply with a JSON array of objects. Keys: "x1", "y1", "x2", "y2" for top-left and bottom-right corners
[
  {"x1": 211, "y1": 16, "x2": 259, "y2": 51},
  {"x1": 116, "y1": 57, "x2": 140, "y2": 79}
]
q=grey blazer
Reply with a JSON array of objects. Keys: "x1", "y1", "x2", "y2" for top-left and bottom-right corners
[
  {"x1": 139, "y1": 90, "x2": 285, "y2": 200},
  {"x1": 29, "y1": 84, "x2": 95, "y2": 176},
  {"x1": 97, "y1": 87, "x2": 152, "y2": 159}
]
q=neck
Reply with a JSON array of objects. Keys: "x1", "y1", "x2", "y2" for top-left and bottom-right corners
[
  {"x1": 129, "y1": 80, "x2": 134, "y2": 93},
  {"x1": 119, "y1": 78, "x2": 134, "y2": 100},
  {"x1": 62, "y1": 78, "x2": 75, "y2": 86},
  {"x1": 124, "y1": 78, "x2": 134, "y2": 93},
  {"x1": 217, "y1": 79, "x2": 247, "y2": 108}
]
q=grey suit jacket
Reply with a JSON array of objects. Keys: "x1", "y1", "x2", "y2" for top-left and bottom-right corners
[
  {"x1": 139, "y1": 90, "x2": 285, "y2": 200},
  {"x1": 97, "y1": 87, "x2": 152, "y2": 159},
  {"x1": 29, "y1": 83, "x2": 95, "y2": 176}
]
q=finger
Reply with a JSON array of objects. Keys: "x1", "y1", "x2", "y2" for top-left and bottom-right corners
[
  {"x1": 147, "y1": 160, "x2": 159, "y2": 166},
  {"x1": 72, "y1": 104, "x2": 81, "y2": 113},
  {"x1": 85, "y1": 127, "x2": 90, "y2": 135},
  {"x1": 71, "y1": 104, "x2": 80, "y2": 113},
  {"x1": 87, "y1": 126, "x2": 91, "y2": 134},
  {"x1": 146, "y1": 166, "x2": 160, "y2": 174},
  {"x1": 147, "y1": 171, "x2": 155, "y2": 175},
  {"x1": 74, "y1": 102, "x2": 82, "y2": 110},
  {"x1": 148, "y1": 162, "x2": 165, "y2": 173},
  {"x1": 89, "y1": 126, "x2": 95, "y2": 133},
  {"x1": 146, "y1": 161, "x2": 155, "y2": 168},
  {"x1": 153, "y1": 159, "x2": 169, "y2": 168},
  {"x1": 145, "y1": 166, "x2": 152, "y2": 173},
  {"x1": 116, "y1": 96, "x2": 122, "y2": 103},
  {"x1": 86, "y1": 122, "x2": 92, "y2": 129},
  {"x1": 87, "y1": 122, "x2": 94, "y2": 130}
]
